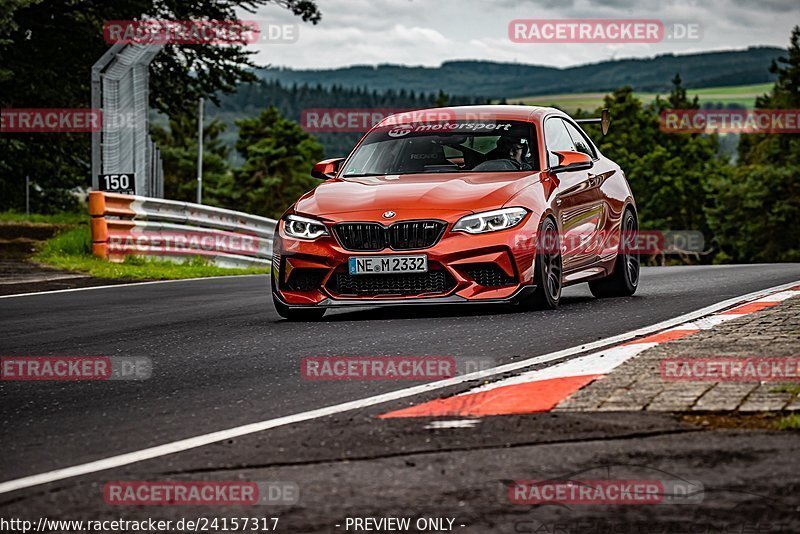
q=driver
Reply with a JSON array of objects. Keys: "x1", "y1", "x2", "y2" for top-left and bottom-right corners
[{"x1": 486, "y1": 137, "x2": 532, "y2": 170}]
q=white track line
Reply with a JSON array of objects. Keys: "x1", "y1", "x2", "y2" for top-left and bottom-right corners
[
  {"x1": 757, "y1": 290, "x2": 800, "y2": 302},
  {"x1": 464, "y1": 342, "x2": 658, "y2": 394},
  {"x1": 666, "y1": 314, "x2": 742, "y2": 331},
  {"x1": 0, "y1": 274, "x2": 267, "y2": 300},
  {"x1": 0, "y1": 279, "x2": 797, "y2": 495}
]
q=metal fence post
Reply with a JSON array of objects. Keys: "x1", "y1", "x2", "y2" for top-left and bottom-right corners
[
  {"x1": 91, "y1": 43, "x2": 124, "y2": 191},
  {"x1": 197, "y1": 97, "x2": 204, "y2": 205},
  {"x1": 92, "y1": 43, "x2": 164, "y2": 197}
]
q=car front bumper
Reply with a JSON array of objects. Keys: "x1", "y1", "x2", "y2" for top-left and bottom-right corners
[{"x1": 272, "y1": 211, "x2": 541, "y2": 308}]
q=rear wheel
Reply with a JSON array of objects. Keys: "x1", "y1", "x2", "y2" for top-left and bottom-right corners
[
  {"x1": 589, "y1": 208, "x2": 640, "y2": 298},
  {"x1": 519, "y1": 217, "x2": 562, "y2": 310},
  {"x1": 273, "y1": 293, "x2": 326, "y2": 321}
]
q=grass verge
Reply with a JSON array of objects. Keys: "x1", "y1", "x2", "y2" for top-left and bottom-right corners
[
  {"x1": 774, "y1": 414, "x2": 800, "y2": 430},
  {"x1": 681, "y1": 413, "x2": 800, "y2": 430},
  {"x1": 770, "y1": 384, "x2": 800, "y2": 395},
  {"x1": 34, "y1": 225, "x2": 269, "y2": 280}
]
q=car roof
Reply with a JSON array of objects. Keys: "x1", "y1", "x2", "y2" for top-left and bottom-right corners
[{"x1": 376, "y1": 105, "x2": 564, "y2": 127}]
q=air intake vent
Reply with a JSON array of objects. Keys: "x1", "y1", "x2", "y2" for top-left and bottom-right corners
[
  {"x1": 327, "y1": 269, "x2": 456, "y2": 296},
  {"x1": 466, "y1": 264, "x2": 517, "y2": 287},
  {"x1": 333, "y1": 221, "x2": 446, "y2": 251}
]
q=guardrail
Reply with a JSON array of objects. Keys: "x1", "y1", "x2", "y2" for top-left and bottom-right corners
[{"x1": 89, "y1": 192, "x2": 276, "y2": 268}]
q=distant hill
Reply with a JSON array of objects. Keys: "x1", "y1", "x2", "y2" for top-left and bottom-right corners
[
  {"x1": 211, "y1": 80, "x2": 484, "y2": 160},
  {"x1": 257, "y1": 47, "x2": 783, "y2": 99}
]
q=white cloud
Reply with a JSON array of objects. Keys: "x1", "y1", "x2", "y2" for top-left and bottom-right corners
[{"x1": 244, "y1": 0, "x2": 800, "y2": 69}]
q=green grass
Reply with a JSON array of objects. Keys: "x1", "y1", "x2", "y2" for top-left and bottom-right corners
[
  {"x1": 0, "y1": 210, "x2": 86, "y2": 225},
  {"x1": 509, "y1": 83, "x2": 773, "y2": 113},
  {"x1": 770, "y1": 384, "x2": 800, "y2": 395},
  {"x1": 38, "y1": 224, "x2": 93, "y2": 256},
  {"x1": 34, "y1": 225, "x2": 269, "y2": 280},
  {"x1": 774, "y1": 414, "x2": 800, "y2": 430}
]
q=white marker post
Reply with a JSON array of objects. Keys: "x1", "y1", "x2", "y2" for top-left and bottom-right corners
[{"x1": 197, "y1": 97, "x2": 204, "y2": 204}]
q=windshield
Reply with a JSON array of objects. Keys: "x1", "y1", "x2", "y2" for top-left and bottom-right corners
[{"x1": 342, "y1": 120, "x2": 539, "y2": 176}]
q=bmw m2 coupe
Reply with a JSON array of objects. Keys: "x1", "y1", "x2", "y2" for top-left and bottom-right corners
[{"x1": 272, "y1": 105, "x2": 639, "y2": 320}]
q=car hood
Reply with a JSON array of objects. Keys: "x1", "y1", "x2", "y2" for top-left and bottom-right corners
[{"x1": 295, "y1": 171, "x2": 536, "y2": 216}]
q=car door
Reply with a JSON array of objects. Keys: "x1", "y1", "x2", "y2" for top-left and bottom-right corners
[
  {"x1": 562, "y1": 118, "x2": 614, "y2": 265},
  {"x1": 544, "y1": 116, "x2": 603, "y2": 272}
]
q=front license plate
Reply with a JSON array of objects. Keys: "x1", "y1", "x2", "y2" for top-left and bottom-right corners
[{"x1": 349, "y1": 255, "x2": 428, "y2": 275}]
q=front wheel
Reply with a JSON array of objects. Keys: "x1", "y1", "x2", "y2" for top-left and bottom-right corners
[
  {"x1": 273, "y1": 293, "x2": 326, "y2": 321},
  {"x1": 519, "y1": 217, "x2": 562, "y2": 310},
  {"x1": 589, "y1": 209, "x2": 640, "y2": 298}
]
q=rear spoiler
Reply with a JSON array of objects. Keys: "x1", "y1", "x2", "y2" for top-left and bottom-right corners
[{"x1": 575, "y1": 108, "x2": 610, "y2": 135}]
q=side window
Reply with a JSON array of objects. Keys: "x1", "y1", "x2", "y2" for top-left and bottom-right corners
[
  {"x1": 563, "y1": 120, "x2": 597, "y2": 159},
  {"x1": 544, "y1": 118, "x2": 575, "y2": 167}
]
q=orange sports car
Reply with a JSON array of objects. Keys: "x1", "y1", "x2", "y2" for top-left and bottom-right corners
[{"x1": 271, "y1": 105, "x2": 639, "y2": 320}]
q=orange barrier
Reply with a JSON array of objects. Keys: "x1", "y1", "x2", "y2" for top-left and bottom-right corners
[
  {"x1": 89, "y1": 191, "x2": 135, "y2": 259},
  {"x1": 88, "y1": 191, "x2": 276, "y2": 268}
]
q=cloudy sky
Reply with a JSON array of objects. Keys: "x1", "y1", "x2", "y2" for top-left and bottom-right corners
[{"x1": 243, "y1": 0, "x2": 799, "y2": 69}]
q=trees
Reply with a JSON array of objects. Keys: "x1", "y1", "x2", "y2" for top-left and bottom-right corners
[
  {"x1": 706, "y1": 25, "x2": 800, "y2": 262},
  {"x1": 232, "y1": 107, "x2": 324, "y2": 219},
  {"x1": 706, "y1": 165, "x2": 800, "y2": 262},
  {"x1": 576, "y1": 28, "x2": 799, "y2": 264},
  {"x1": 213, "y1": 79, "x2": 483, "y2": 157},
  {"x1": 150, "y1": 115, "x2": 231, "y2": 207},
  {"x1": 587, "y1": 77, "x2": 725, "y2": 237},
  {"x1": 0, "y1": 0, "x2": 320, "y2": 211},
  {"x1": 585, "y1": 87, "x2": 659, "y2": 230},
  {"x1": 1, "y1": 1, "x2": 320, "y2": 115},
  {"x1": 649, "y1": 74, "x2": 726, "y2": 236}
]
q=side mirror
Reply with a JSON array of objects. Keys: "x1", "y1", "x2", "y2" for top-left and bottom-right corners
[
  {"x1": 575, "y1": 108, "x2": 611, "y2": 136},
  {"x1": 549, "y1": 150, "x2": 594, "y2": 174},
  {"x1": 311, "y1": 158, "x2": 345, "y2": 180}
]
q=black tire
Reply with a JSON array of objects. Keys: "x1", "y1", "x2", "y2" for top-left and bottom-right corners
[
  {"x1": 273, "y1": 293, "x2": 326, "y2": 321},
  {"x1": 519, "y1": 217, "x2": 562, "y2": 310},
  {"x1": 589, "y1": 209, "x2": 640, "y2": 298}
]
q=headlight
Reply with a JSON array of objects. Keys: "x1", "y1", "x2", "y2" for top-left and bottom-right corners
[
  {"x1": 283, "y1": 214, "x2": 329, "y2": 240},
  {"x1": 452, "y1": 207, "x2": 528, "y2": 234}
]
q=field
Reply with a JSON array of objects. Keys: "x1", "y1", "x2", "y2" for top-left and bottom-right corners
[{"x1": 511, "y1": 83, "x2": 772, "y2": 112}]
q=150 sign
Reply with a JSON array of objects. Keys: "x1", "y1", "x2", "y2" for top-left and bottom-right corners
[{"x1": 99, "y1": 173, "x2": 136, "y2": 195}]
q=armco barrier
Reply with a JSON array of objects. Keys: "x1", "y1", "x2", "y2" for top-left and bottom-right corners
[{"x1": 89, "y1": 191, "x2": 276, "y2": 268}]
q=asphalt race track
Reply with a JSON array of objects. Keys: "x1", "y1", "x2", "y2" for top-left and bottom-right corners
[{"x1": 2, "y1": 264, "x2": 800, "y2": 532}]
